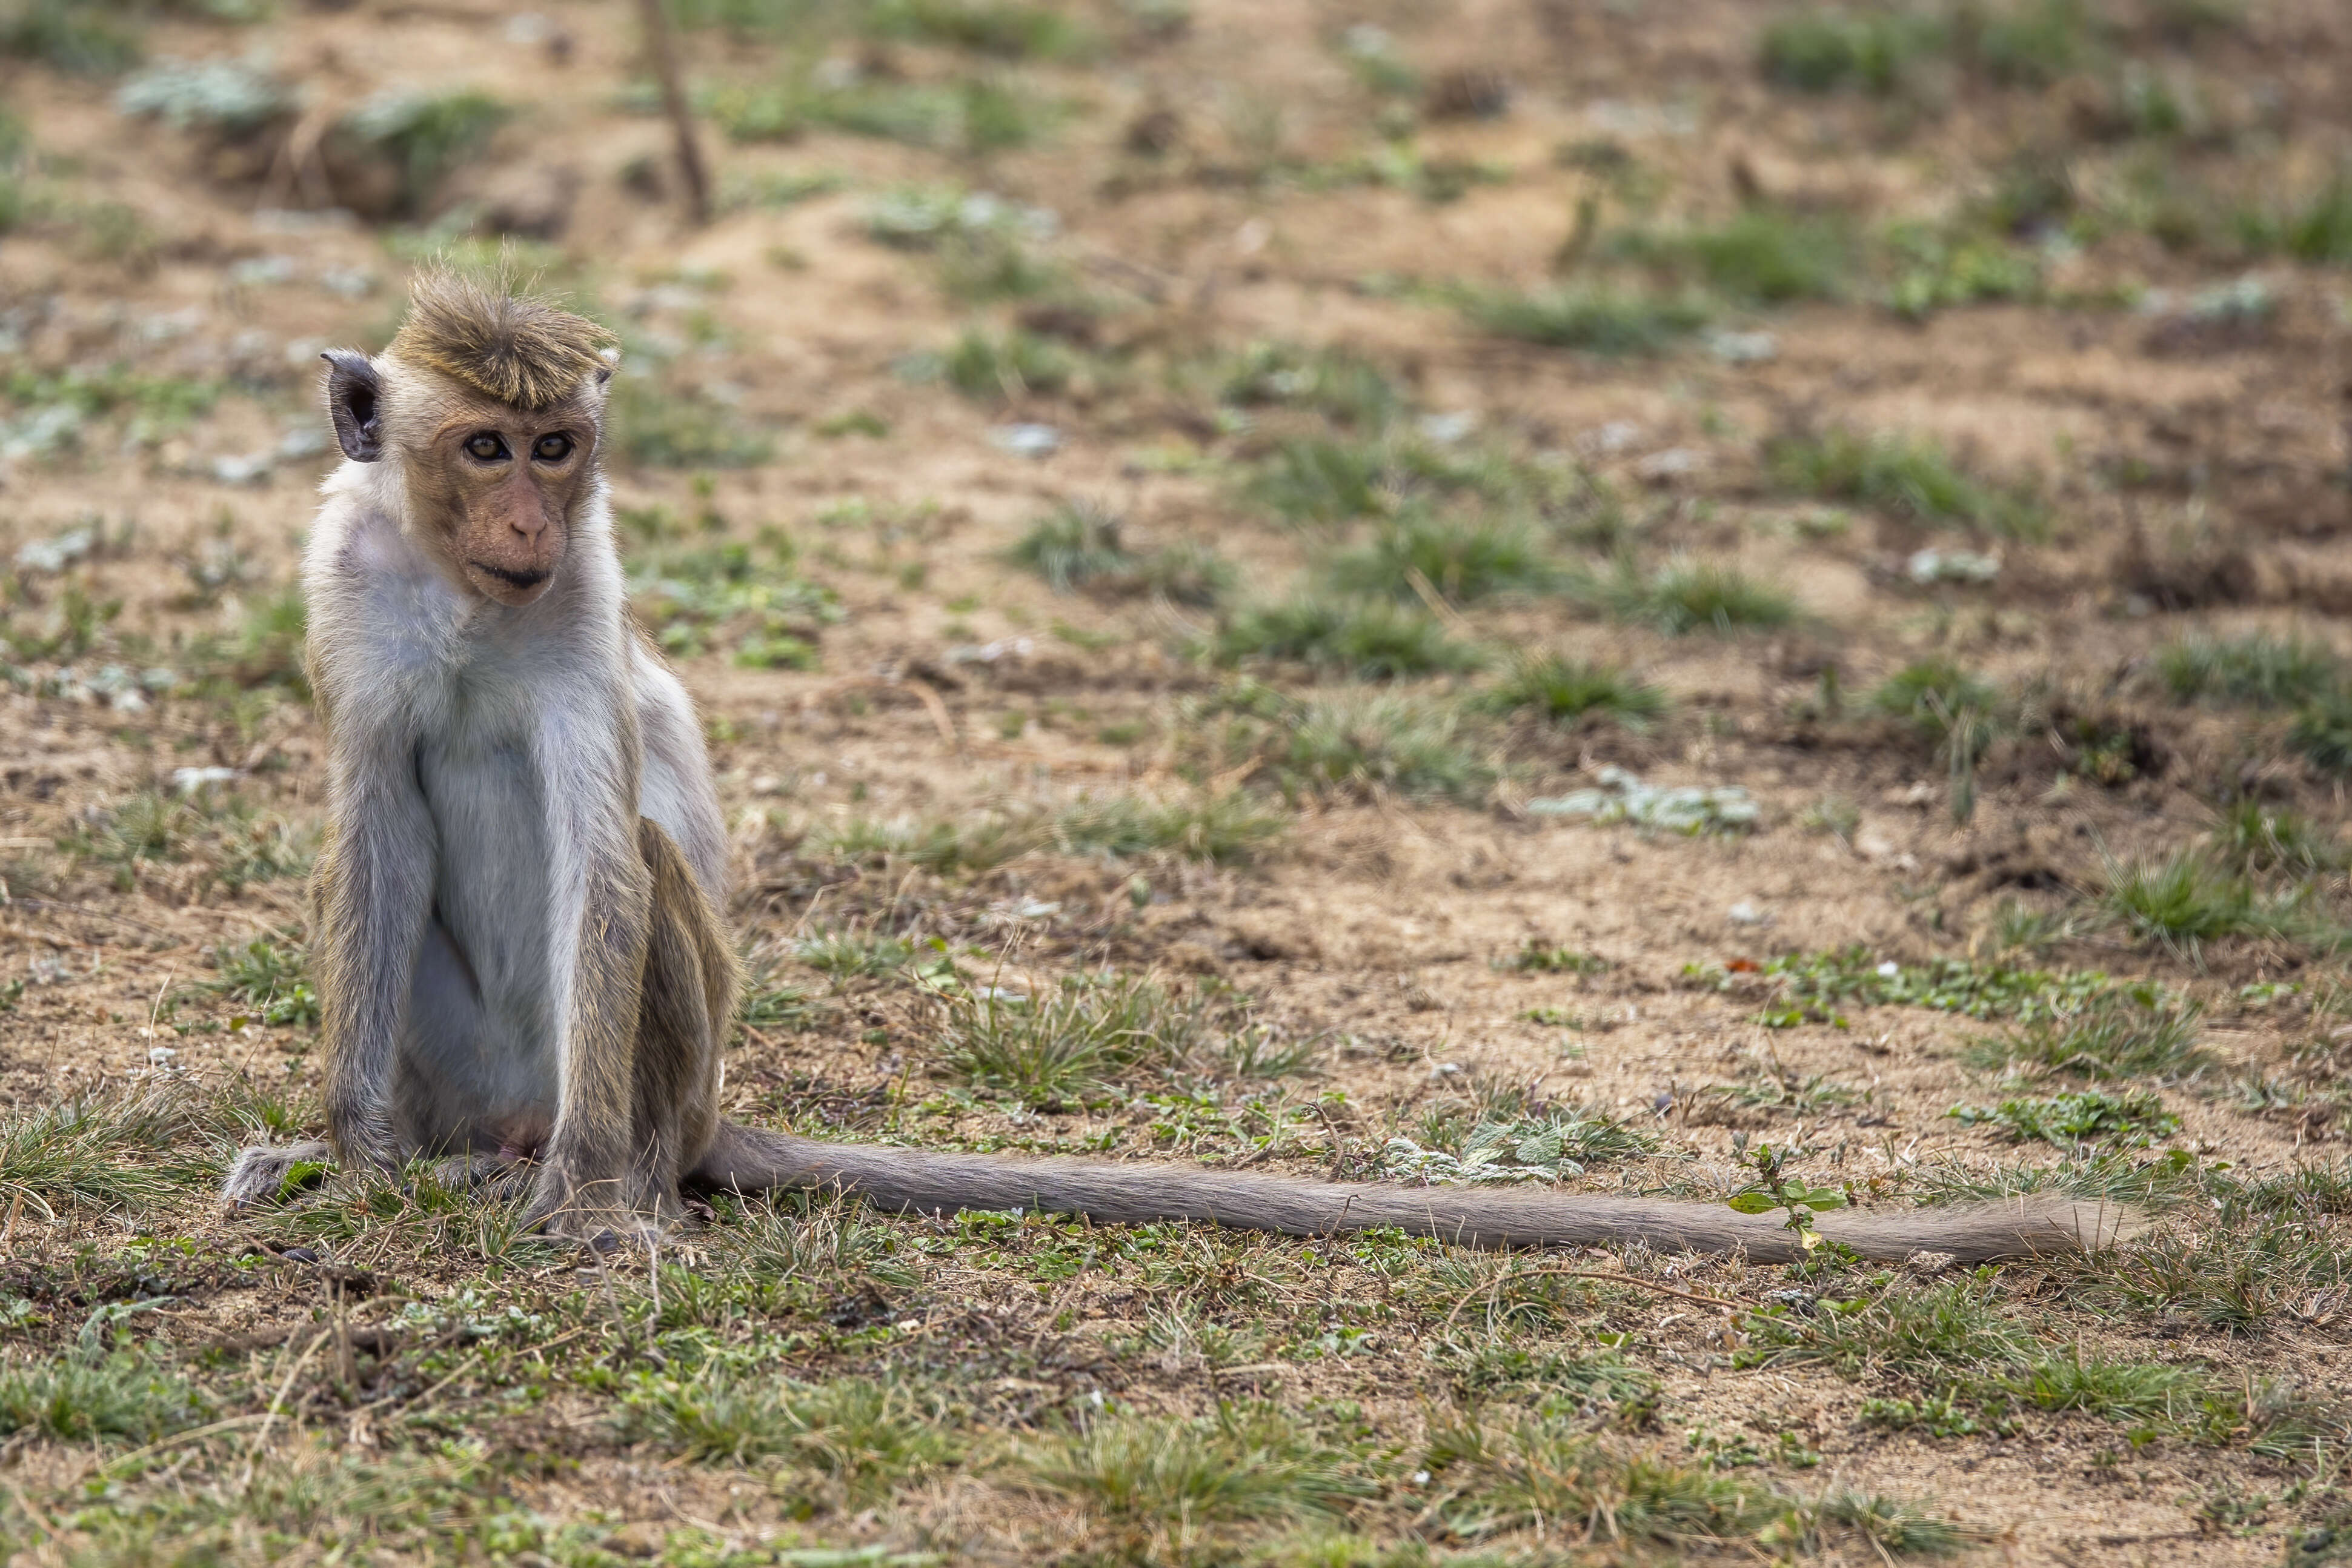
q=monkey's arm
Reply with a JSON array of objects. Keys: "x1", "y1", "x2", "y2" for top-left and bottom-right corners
[
  {"x1": 314, "y1": 731, "x2": 438, "y2": 1171},
  {"x1": 530, "y1": 696, "x2": 662, "y2": 1235}
]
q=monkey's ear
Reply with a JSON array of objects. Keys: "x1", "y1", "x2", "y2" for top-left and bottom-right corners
[
  {"x1": 595, "y1": 345, "x2": 619, "y2": 388},
  {"x1": 321, "y1": 350, "x2": 384, "y2": 463}
]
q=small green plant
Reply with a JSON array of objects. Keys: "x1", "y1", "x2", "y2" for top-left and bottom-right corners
[
  {"x1": 1949, "y1": 1089, "x2": 2180, "y2": 1148},
  {"x1": 1459, "y1": 284, "x2": 1710, "y2": 354},
  {"x1": 865, "y1": 0, "x2": 1090, "y2": 59},
  {"x1": 1595, "y1": 557, "x2": 1796, "y2": 635},
  {"x1": 1210, "y1": 596, "x2": 1484, "y2": 680},
  {"x1": 1724, "y1": 1139, "x2": 1849, "y2": 1252},
  {"x1": 1870, "y1": 659, "x2": 1999, "y2": 745},
  {"x1": 1481, "y1": 654, "x2": 1666, "y2": 731}
]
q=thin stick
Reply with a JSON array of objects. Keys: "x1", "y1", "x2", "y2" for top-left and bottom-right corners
[
  {"x1": 1443, "y1": 1266, "x2": 1742, "y2": 1333},
  {"x1": 636, "y1": 0, "x2": 711, "y2": 224}
]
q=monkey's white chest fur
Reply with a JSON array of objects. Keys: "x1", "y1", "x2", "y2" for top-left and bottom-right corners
[{"x1": 307, "y1": 480, "x2": 726, "y2": 1157}]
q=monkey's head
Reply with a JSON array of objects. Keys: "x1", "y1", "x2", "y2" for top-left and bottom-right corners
[{"x1": 323, "y1": 271, "x2": 620, "y2": 608}]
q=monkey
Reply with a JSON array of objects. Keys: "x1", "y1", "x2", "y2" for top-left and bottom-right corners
[{"x1": 224, "y1": 273, "x2": 2136, "y2": 1266}]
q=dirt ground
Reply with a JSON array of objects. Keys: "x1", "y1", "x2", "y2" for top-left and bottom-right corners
[{"x1": 2, "y1": 0, "x2": 2351, "y2": 1563}]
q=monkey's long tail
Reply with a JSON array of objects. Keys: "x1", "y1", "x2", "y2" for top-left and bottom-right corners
[{"x1": 692, "y1": 1123, "x2": 2139, "y2": 1264}]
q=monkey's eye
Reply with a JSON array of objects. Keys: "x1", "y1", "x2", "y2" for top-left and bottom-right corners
[
  {"x1": 533, "y1": 433, "x2": 574, "y2": 462},
  {"x1": 464, "y1": 433, "x2": 510, "y2": 462}
]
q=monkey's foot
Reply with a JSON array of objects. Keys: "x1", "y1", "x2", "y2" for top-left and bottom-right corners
[
  {"x1": 222, "y1": 1141, "x2": 335, "y2": 1212},
  {"x1": 523, "y1": 1166, "x2": 680, "y2": 1254},
  {"x1": 425, "y1": 1152, "x2": 536, "y2": 1202}
]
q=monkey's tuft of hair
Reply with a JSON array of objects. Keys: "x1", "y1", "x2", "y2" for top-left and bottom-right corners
[{"x1": 389, "y1": 268, "x2": 619, "y2": 411}]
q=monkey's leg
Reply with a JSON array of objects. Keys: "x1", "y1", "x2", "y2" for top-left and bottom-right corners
[
  {"x1": 222, "y1": 1141, "x2": 335, "y2": 1211},
  {"x1": 619, "y1": 819, "x2": 733, "y2": 1219}
]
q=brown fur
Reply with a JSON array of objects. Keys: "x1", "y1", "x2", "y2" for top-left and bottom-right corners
[{"x1": 388, "y1": 269, "x2": 616, "y2": 411}]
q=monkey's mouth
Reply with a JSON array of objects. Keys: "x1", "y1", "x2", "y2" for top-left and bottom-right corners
[{"x1": 470, "y1": 561, "x2": 551, "y2": 590}]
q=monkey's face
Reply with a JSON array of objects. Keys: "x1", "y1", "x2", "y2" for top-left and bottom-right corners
[{"x1": 428, "y1": 407, "x2": 597, "y2": 606}]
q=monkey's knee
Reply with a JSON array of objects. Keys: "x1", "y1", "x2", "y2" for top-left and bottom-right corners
[{"x1": 222, "y1": 1140, "x2": 335, "y2": 1212}]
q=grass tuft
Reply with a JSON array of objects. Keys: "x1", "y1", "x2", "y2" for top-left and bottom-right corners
[
  {"x1": 1966, "y1": 991, "x2": 2207, "y2": 1080},
  {"x1": 0, "y1": 1354, "x2": 209, "y2": 1445},
  {"x1": 1198, "y1": 686, "x2": 1497, "y2": 802},
  {"x1": 941, "y1": 972, "x2": 1223, "y2": 1103},
  {"x1": 1460, "y1": 285, "x2": 1709, "y2": 355},
  {"x1": 625, "y1": 1370, "x2": 957, "y2": 1493},
  {"x1": 1021, "y1": 1406, "x2": 1370, "y2": 1526},
  {"x1": 1594, "y1": 557, "x2": 1796, "y2": 634},
  {"x1": 1481, "y1": 654, "x2": 1666, "y2": 730},
  {"x1": 2155, "y1": 631, "x2": 2340, "y2": 708},
  {"x1": 1211, "y1": 596, "x2": 1484, "y2": 680},
  {"x1": 1768, "y1": 428, "x2": 2045, "y2": 537},
  {"x1": 0, "y1": 1087, "x2": 221, "y2": 1215},
  {"x1": 1325, "y1": 510, "x2": 1560, "y2": 603},
  {"x1": 1006, "y1": 503, "x2": 1230, "y2": 604}
]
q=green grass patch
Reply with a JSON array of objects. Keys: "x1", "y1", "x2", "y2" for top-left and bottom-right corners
[
  {"x1": 1051, "y1": 792, "x2": 1286, "y2": 865},
  {"x1": 865, "y1": 0, "x2": 1090, "y2": 59},
  {"x1": 940, "y1": 971, "x2": 1231, "y2": 1103},
  {"x1": 1458, "y1": 284, "x2": 1710, "y2": 355},
  {"x1": 1020, "y1": 1406, "x2": 1372, "y2": 1527},
  {"x1": 1592, "y1": 556, "x2": 1796, "y2": 634},
  {"x1": 1210, "y1": 596, "x2": 1484, "y2": 680},
  {"x1": 1006, "y1": 503, "x2": 1229, "y2": 604},
  {"x1": 1325, "y1": 510, "x2": 1561, "y2": 602},
  {"x1": 608, "y1": 377, "x2": 774, "y2": 468},
  {"x1": 2101, "y1": 851, "x2": 2342, "y2": 955},
  {"x1": 1964, "y1": 991, "x2": 2207, "y2": 1080},
  {"x1": 1870, "y1": 657, "x2": 1999, "y2": 743},
  {"x1": 1759, "y1": 8, "x2": 1945, "y2": 95},
  {"x1": 2290, "y1": 691, "x2": 2352, "y2": 775},
  {"x1": 0, "y1": 1353, "x2": 209, "y2": 1445},
  {"x1": 205, "y1": 935, "x2": 318, "y2": 1027},
  {"x1": 623, "y1": 1370, "x2": 958, "y2": 1492},
  {"x1": 1245, "y1": 435, "x2": 1386, "y2": 525},
  {"x1": 0, "y1": 1087, "x2": 221, "y2": 1216},
  {"x1": 1197, "y1": 683, "x2": 1498, "y2": 803},
  {"x1": 1216, "y1": 342, "x2": 1401, "y2": 430},
  {"x1": 943, "y1": 325, "x2": 1075, "y2": 401},
  {"x1": 1729, "y1": 946, "x2": 2132, "y2": 1025},
  {"x1": 1481, "y1": 654, "x2": 1666, "y2": 731},
  {"x1": 1949, "y1": 1088, "x2": 2180, "y2": 1148},
  {"x1": 1767, "y1": 428, "x2": 2045, "y2": 537},
  {"x1": 2208, "y1": 800, "x2": 2347, "y2": 876},
  {"x1": 1611, "y1": 208, "x2": 1852, "y2": 303},
  {"x1": 2156, "y1": 632, "x2": 2342, "y2": 708}
]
